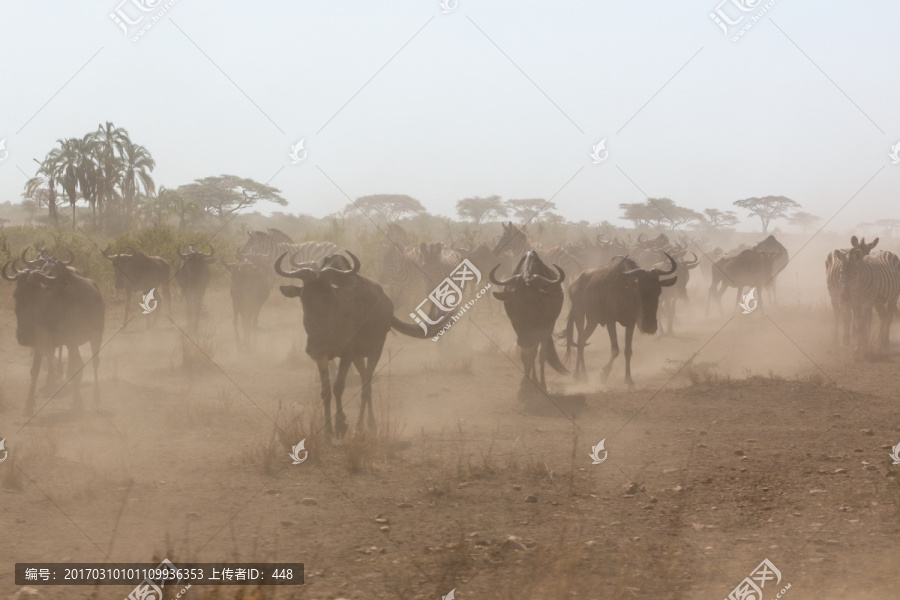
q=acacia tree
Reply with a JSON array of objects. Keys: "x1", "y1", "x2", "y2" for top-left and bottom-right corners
[
  {"x1": 506, "y1": 198, "x2": 558, "y2": 224},
  {"x1": 696, "y1": 208, "x2": 739, "y2": 231},
  {"x1": 456, "y1": 195, "x2": 507, "y2": 224},
  {"x1": 619, "y1": 198, "x2": 701, "y2": 230},
  {"x1": 875, "y1": 218, "x2": 900, "y2": 237},
  {"x1": 788, "y1": 211, "x2": 821, "y2": 234},
  {"x1": 178, "y1": 175, "x2": 287, "y2": 223},
  {"x1": 348, "y1": 194, "x2": 426, "y2": 223},
  {"x1": 733, "y1": 196, "x2": 800, "y2": 234}
]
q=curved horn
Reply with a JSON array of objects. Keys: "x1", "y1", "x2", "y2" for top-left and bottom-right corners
[
  {"x1": 489, "y1": 263, "x2": 519, "y2": 286},
  {"x1": 637, "y1": 232, "x2": 647, "y2": 244},
  {"x1": 683, "y1": 251, "x2": 699, "y2": 268},
  {"x1": 102, "y1": 246, "x2": 116, "y2": 260},
  {"x1": 275, "y1": 252, "x2": 317, "y2": 281},
  {"x1": 20, "y1": 247, "x2": 41, "y2": 267},
  {"x1": 59, "y1": 249, "x2": 75, "y2": 265},
  {"x1": 531, "y1": 264, "x2": 565, "y2": 286},
  {"x1": 124, "y1": 245, "x2": 139, "y2": 256},
  {"x1": 1, "y1": 260, "x2": 25, "y2": 281},
  {"x1": 201, "y1": 245, "x2": 215, "y2": 258},
  {"x1": 320, "y1": 251, "x2": 361, "y2": 276},
  {"x1": 653, "y1": 252, "x2": 677, "y2": 276}
]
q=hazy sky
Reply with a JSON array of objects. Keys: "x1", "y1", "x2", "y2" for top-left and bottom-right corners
[{"x1": 1, "y1": 0, "x2": 898, "y2": 233}]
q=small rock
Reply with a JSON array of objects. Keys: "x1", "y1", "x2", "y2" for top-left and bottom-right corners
[
  {"x1": 861, "y1": 429, "x2": 874, "y2": 436},
  {"x1": 397, "y1": 502, "x2": 413, "y2": 509},
  {"x1": 375, "y1": 517, "x2": 389, "y2": 524},
  {"x1": 809, "y1": 489, "x2": 826, "y2": 494},
  {"x1": 734, "y1": 449, "x2": 745, "y2": 456},
  {"x1": 301, "y1": 498, "x2": 318, "y2": 506},
  {"x1": 186, "y1": 512, "x2": 200, "y2": 520},
  {"x1": 512, "y1": 485, "x2": 522, "y2": 491},
  {"x1": 281, "y1": 520, "x2": 294, "y2": 527},
  {"x1": 525, "y1": 495, "x2": 538, "y2": 503},
  {"x1": 833, "y1": 468, "x2": 847, "y2": 474},
  {"x1": 624, "y1": 482, "x2": 640, "y2": 495},
  {"x1": 458, "y1": 481, "x2": 474, "y2": 488},
  {"x1": 379, "y1": 525, "x2": 390, "y2": 532},
  {"x1": 265, "y1": 489, "x2": 280, "y2": 495}
]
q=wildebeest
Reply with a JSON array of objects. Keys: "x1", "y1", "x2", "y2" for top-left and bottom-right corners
[
  {"x1": 836, "y1": 237, "x2": 900, "y2": 359},
  {"x1": 103, "y1": 246, "x2": 171, "y2": 327},
  {"x1": 753, "y1": 235, "x2": 789, "y2": 303},
  {"x1": 563, "y1": 254, "x2": 677, "y2": 386},
  {"x1": 175, "y1": 243, "x2": 216, "y2": 333},
  {"x1": 277, "y1": 250, "x2": 442, "y2": 438},
  {"x1": 223, "y1": 251, "x2": 272, "y2": 348},
  {"x1": 490, "y1": 250, "x2": 567, "y2": 391},
  {"x1": 826, "y1": 236, "x2": 878, "y2": 345},
  {"x1": 657, "y1": 250, "x2": 699, "y2": 334},
  {"x1": 706, "y1": 246, "x2": 781, "y2": 315},
  {"x1": 2, "y1": 257, "x2": 104, "y2": 415}
]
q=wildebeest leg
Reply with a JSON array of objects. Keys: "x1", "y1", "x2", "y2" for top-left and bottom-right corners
[
  {"x1": 520, "y1": 345, "x2": 538, "y2": 388},
  {"x1": 601, "y1": 323, "x2": 619, "y2": 382},
  {"x1": 623, "y1": 324, "x2": 635, "y2": 387},
  {"x1": 90, "y1": 335, "x2": 101, "y2": 403},
  {"x1": 352, "y1": 355, "x2": 378, "y2": 432},
  {"x1": 25, "y1": 350, "x2": 42, "y2": 415},
  {"x1": 538, "y1": 342, "x2": 547, "y2": 390},
  {"x1": 67, "y1": 344, "x2": 85, "y2": 408},
  {"x1": 576, "y1": 319, "x2": 598, "y2": 381},
  {"x1": 331, "y1": 357, "x2": 352, "y2": 438},
  {"x1": 232, "y1": 301, "x2": 241, "y2": 346},
  {"x1": 316, "y1": 358, "x2": 334, "y2": 437},
  {"x1": 123, "y1": 288, "x2": 132, "y2": 328}
]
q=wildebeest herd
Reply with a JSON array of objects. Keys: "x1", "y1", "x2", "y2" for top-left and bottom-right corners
[{"x1": 4, "y1": 225, "x2": 899, "y2": 438}]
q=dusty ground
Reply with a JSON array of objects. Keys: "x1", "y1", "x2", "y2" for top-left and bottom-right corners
[{"x1": 1, "y1": 273, "x2": 899, "y2": 600}]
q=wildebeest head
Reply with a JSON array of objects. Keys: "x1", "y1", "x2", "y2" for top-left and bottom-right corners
[
  {"x1": 179, "y1": 243, "x2": 217, "y2": 265},
  {"x1": 2, "y1": 259, "x2": 58, "y2": 346},
  {"x1": 277, "y1": 251, "x2": 361, "y2": 319},
  {"x1": 489, "y1": 250, "x2": 564, "y2": 300},
  {"x1": 103, "y1": 245, "x2": 142, "y2": 289},
  {"x1": 621, "y1": 253, "x2": 677, "y2": 334}
]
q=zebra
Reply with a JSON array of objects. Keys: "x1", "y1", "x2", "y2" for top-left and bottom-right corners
[
  {"x1": 826, "y1": 236, "x2": 878, "y2": 345},
  {"x1": 380, "y1": 243, "x2": 426, "y2": 309},
  {"x1": 238, "y1": 228, "x2": 337, "y2": 271},
  {"x1": 837, "y1": 236, "x2": 900, "y2": 359},
  {"x1": 491, "y1": 222, "x2": 582, "y2": 281}
]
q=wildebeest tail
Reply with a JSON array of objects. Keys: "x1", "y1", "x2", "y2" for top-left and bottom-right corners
[
  {"x1": 542, "y1": 333, "x2": 568, "y2": 374},
  {"x1": 553, "y1": 306, "x2": 576, "y2": 365}
]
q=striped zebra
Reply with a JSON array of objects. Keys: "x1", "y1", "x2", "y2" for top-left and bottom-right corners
[
  {"x1": 380, "y1": 243, "x2": 426, "y2": 309},
  {"x1": 238, "y1": 228, "x2": 337, "y2": 271},
  {"x1": 838, "y1": 236, "x2": 900, "y2": 358}
]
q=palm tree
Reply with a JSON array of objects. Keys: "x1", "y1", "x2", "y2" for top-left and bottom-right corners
[
  {"x1": 118, "y1": 139, "x2": 155, "y2": 229},
  {"x1": 25, "y1": 147, "x2": 63, "y2": 224},
  {"x1": 94, "y1": 122, "x2": 129, "y2": 228}
]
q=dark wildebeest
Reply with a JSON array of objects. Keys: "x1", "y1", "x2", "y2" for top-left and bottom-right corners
[
  {"x1": 2, "y1": 257, "x2": 104, "y2": 415},
  {"x1": 563, "y1": 254, "x2": 677, "y2": 386},
  {"x1": 490, "y1": 250, "x2": 567, "y2": 391},
  {"x1": 223, "y1": 251, "x2": 272, "y2": 348},
  {"x1": 706, "y1": 247, "x2": 781, "y2": 316},
  {"x1": 826, "y1": 236, "x2": 878, "y2": 346},
  {"x1": 176, "y1": 244, "x2": 216, "y2": 333},
  {"x1": 103, "y1": 246, "x2": 171, "y2": 327},
  {"x1": 753, "y1": 235, "x2": 789, "y2": 304},
  {"x1": 277, "y1": 250, "x2": 442, "y2": 438},
  {"x1": 657, "y1": 250, "x2": 699, "y2": 334},
  {"x1": 836, "y1": 237, "x2": 900, "y2": 359}
]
